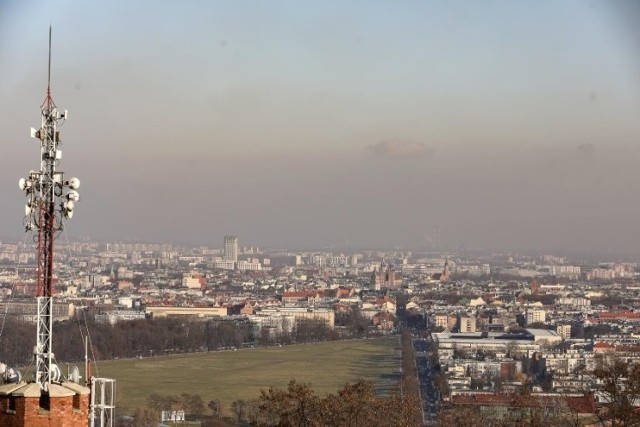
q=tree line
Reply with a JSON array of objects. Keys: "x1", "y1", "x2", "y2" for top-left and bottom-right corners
[
  {"x1": 0, "y1": 312, "x2": 373, "y2": 366},
  {"x1": 399, "y1": 326, "x2": 421, "y2": 405},
  {"x1": 118, "y1": 379, "x2": 422, "y2": 427}
]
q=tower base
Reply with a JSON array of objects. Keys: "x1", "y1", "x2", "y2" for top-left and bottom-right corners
[{"x1": 0, "y1": 381, "x2": 90, "y2": 427}]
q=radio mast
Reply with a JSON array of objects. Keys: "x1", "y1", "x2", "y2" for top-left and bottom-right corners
[{"x1": 18, "y1": 25, "x2": 81, "y2": 390}]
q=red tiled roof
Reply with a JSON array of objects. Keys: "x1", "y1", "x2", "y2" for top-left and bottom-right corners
[
  {"x1": 594, "y1": 342, "x2": 615, "y2": 348},
  {"x1": 283, "y1": 291, "x2": 315, "y2": 298},
  {"x1": 599, "y1": 311, "x2": 640, "y2": 319}
]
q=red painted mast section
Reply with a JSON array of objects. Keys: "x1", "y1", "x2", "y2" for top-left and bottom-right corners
[{"x1": 37, "y1": 24, "x2": 56, "y2": 300}]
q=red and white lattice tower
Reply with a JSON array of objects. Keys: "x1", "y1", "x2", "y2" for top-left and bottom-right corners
[{"x1": 18, "y1": 25, "x2": 80, "y2": 391}]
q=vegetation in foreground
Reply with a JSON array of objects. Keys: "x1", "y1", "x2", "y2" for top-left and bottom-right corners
[{"x1": 127, "y1": 380, "x2": 421, "y2": 427}]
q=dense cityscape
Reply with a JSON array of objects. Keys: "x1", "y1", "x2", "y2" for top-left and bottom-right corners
[{"x1": 1, "y1": 235, "x2": 640, "y2": 424}]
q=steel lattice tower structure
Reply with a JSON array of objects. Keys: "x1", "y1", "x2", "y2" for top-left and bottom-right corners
[{"x1": 18, "y1": 26, "x2": 80, "y2": 390}]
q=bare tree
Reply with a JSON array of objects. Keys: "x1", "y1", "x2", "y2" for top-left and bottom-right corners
[
  {"x1": 257, "y1": 381, "x2": 319, "y2": 426},
  {"x1": 208, "y1": 399, "x2": 223, "y2": 419},
  {"x1": 231, "y1": 399, "x2": 247, "y2": 424},
  {"x1": 594, "y1": 356, "x2": 640, "y2": 427},
  {"x1": 132, "y1": 407, "x2": 160, "y2": 427}
]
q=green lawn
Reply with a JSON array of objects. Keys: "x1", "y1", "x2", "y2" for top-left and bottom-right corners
[{"x1": 91, "y1": 337, "x2": 401, "y2": 415}]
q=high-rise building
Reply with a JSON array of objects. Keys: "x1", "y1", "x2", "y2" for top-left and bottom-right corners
[{"x1": 224, "y1": 236, "x2": 238, "y2": 263}]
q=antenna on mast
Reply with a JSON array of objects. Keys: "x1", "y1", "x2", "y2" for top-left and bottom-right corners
[
  {"x1": 13, "y1": 25, "x2": 116, "y2": 427},
  {"x1": 48, "y1": 24, "x2": 52, "y2": 91},
  {"x1": 18, "y1": 24, "x2": 80, "y2": 390},
  {"x1": 43, "y1": 24, "x2": 56, "y2": 110}
]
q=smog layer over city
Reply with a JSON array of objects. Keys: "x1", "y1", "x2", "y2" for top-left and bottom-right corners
[
  {"x1": 1, "y1": 1, "x2": 639, "y2": 253},
  {"x1": 1, "y1": 2, "x2": 640, "y2": 427}
]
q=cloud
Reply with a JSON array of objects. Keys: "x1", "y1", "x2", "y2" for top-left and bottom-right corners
[{"x1": 365, "y1": 139, "x2": 433, "y2": 158}]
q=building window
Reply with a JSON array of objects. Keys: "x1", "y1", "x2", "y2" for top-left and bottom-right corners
[
  {"x1": 73, "y1": 394, "x2": 81, "y2": 410},
  {"x1": 39, "y1": 394, "x2": 50, "y2": 411}
]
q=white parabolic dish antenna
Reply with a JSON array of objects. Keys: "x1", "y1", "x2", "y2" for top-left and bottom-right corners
[{"x1": 70, "y1": 366, "x2": 80, "y2": 384}]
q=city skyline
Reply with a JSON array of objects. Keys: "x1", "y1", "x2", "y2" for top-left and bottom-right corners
[{"x1": 1, "y1": 1, "x2": 640, "y2": 253}]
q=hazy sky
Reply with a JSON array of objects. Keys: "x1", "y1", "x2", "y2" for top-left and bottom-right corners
[{"x1": 1, "y1": 1, "x2": 640, "y2": 253}]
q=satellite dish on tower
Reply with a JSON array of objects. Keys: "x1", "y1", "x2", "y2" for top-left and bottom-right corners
[
  {"x1": 51, "y1": 364, "x2": 61, "y2": 382},
  {"x1": 70, "y1": 366, "x2": 80, "y2": 384},
  {"x1": 6, "y1": 367, "x2": 22, "y2": 384}
]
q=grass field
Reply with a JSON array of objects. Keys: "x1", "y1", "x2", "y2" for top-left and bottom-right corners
[{"x1": 92, "y1": 336, "x2": 401, "y2": 415}]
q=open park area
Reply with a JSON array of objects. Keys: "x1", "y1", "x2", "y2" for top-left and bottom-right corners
[{"x1": 95, "y1": 336, "x2": 401, "y2": 415}]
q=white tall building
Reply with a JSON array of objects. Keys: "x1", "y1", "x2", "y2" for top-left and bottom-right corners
[
  {"x1": 526, "y1": 308, "x2": 546, "y2": 325},
  {"x1": 224, "y1": 235, "x2": 238, "y2": 263},
  {"x1": 458, "y1": 315, "x2": 477, "y2": 333}
]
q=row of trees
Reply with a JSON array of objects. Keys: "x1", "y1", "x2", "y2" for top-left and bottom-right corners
[
  {"x1": 0, "y1": 313, "x2": 360, "y2": 366},
  {"x1": 122, "y1": 380, "x2": 421, "y2": 427},
  {"x1": 399, "y1": 327, "x2": 421, "y2": 406}
]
